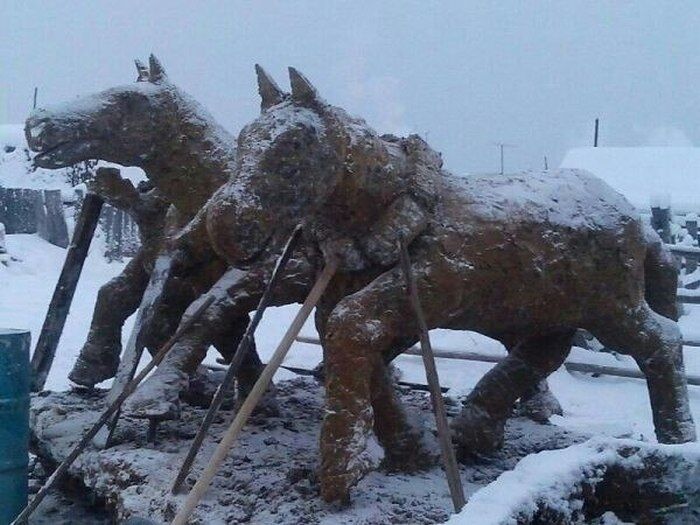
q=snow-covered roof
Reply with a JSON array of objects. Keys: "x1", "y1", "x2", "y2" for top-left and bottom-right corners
[
  {"x1": 560, "y1": 147, "x2": 700, "y2": 213},
  {"x1": 0, "y1": 124, "x2": 145, "y2": 192}
]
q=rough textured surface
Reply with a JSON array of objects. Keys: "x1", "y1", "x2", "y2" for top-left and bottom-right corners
[
  {"x1": 23, "y1": 57, "x2": 267, "y2": 401},
  {"x1": 447, "y1": 437, "x2": 700, "y2": 524},
  {"x1": 191, "y1": 67, "x2": 696, "y2": 501},
  {"x1": 30, "y1": 377, "x2": 587, "y2": 524}
]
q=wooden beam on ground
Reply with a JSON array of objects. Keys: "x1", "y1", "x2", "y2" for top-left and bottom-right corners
[
  {"x1": 667, "y1": 244, "x2": 700, "y2": 256},
  {"x1": 293, "y1": 337, "x2": 700, "y2": 387},
  {"x1": 30, "y1": 192, "x2": 104, "y2": 391}
]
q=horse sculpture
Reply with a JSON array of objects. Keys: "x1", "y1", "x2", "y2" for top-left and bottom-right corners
[
  {"x1": 24, "y1": 56, "x2": 271, "y2": 409},
  {"x1": 26, "y1": 61, "x2": 696, "y2": 505},
  {"x1": 167, "y1": 66, "x2": 693, "y2": 503}
]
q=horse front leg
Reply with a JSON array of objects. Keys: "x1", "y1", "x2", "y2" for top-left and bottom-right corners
[
  {"x1": 69, "y1": 249, "x2": 149, "y2": 386},
  {"x1": 320, "y1": 261, "x2": 458, "y2": 504}
]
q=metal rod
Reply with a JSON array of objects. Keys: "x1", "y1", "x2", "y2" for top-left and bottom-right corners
[
  {"x1": 171, "y1": 226, "x2": 302, "y2": 493},
  {"x1": 11, "y1": 295, "x2": 216, "y2": 524},
  {"x1": 171, "y1": 258, "x2": 338, "y2": 525},
  {"x1": 398, "y1": 239, "x2": 465, "y2": 512}
]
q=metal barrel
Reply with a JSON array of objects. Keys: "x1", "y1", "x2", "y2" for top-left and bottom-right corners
[{"x1": 0, "y1": 329, "x2": 30, "y2": 524}]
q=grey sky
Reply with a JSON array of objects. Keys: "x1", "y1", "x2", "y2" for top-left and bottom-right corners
[{"x1": 2, "y1": 1, "x2": 699, "y2": 174}]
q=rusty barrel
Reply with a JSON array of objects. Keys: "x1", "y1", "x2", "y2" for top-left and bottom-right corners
[{"x1": 0, "y1": 329, "x2": 30, "y2": 524}]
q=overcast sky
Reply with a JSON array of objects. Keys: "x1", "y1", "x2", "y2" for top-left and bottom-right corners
[{"x1": 2, "y1": 1, "x2": 699, "y2": 174}]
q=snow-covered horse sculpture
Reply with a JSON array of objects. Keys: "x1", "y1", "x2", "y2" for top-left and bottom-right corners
[
  {"x1": 24, "y1": 56, "x2": 269, "y2": 406},
  {"x1": 179, "y1": 66, "x2": 695, "y2": 503}
]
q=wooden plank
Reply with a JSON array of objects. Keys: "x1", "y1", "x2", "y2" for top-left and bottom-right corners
[
  {"x1": 171, "y1": 258, "x2": 339, "y2": 525},
  {"x1": 13, "y1": 295, "x2": 216, "y2": 524},
  {"x1": 171, "y1": 226, "x2": 303, "y2": 494},
  {"x1": 398, "y1": 240, "x2": 465, "y2": 511},
  {"x1": 30, "y1": 193, "x2": 104, "y2": 392}
]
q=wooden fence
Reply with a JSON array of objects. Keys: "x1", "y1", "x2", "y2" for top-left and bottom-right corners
[
  {"x1": 0, "y1": 187, "x2": 139, "y2": 258},
  {"x1": 0, "y1": 187, "x2": 69, "y2": 248}
]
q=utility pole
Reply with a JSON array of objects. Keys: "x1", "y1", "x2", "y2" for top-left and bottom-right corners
[
  {"x1": 594, "y1": 118, "x2": 599, "y2": 147},
  {"x1": 33, "y1": 87, "x2": 38, "y2": 110},
  {"x1": 494, "y1": 142, "x2": 516, "y2": 175}
]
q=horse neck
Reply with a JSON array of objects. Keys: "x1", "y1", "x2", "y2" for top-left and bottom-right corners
[{"x1": 141, "y1": 88, "x2": 236, "y2": 219}]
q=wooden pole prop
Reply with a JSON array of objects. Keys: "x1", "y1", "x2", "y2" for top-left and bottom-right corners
[
  {"x1": 11, "y1": 295, "x2": 215, "y2": 525},
  {"x1": 398, "y1": 240, "x2": 466, "y2": 512},
  {"x1": 171, "y1": 258, "x2": 338, "y2": 525},
  {"x1": 171, "y1": 226, "x2": 302, "y2": 493},
  {"x1": 30, "y1": 192, "x2": 104, "y2": 391},
  {"x1": 94, "y1": 306, "x2": 147, "y2": 449}
]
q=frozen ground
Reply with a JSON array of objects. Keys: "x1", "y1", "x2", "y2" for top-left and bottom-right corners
[
  {"x1": 2, "y1": 233, "x2": 700, "y2": 523},
  {"x1": 32, "y1": 378, "x2": 587, "y2": 524}
]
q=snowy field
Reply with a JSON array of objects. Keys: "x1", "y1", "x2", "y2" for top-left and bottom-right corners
[{"x1": 2, "y1": 232, "x2": 699, "y2": 444}]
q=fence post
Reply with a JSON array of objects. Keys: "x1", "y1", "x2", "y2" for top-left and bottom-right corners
[
  {"x1": 0, "y1": 329, "x2": 30, "y2": 524},
  {"x1": 651, "y1": 205, "x2": 672, "y2": 243}
]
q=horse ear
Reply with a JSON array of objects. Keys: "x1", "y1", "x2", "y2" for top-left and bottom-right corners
[
  {"x1": 149, "y1": 54, "x2": 167, "y2": 83},
  {"x1": 255, "y1": 64, "x2": 286, "y2": 111},
  {"x1": 135, "y1": 59, "x2": 149, "y2": 82},
  {"x1": 289, "y1": 67, "x2": 321, "y2": 106}
]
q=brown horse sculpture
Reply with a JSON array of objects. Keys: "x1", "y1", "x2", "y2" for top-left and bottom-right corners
[
  {"x1": 177, "y1": 66, "x2": 694, "y2": 503},
  {"x1": 24, "y1": 56, "x2": 269, "y2": 409}
]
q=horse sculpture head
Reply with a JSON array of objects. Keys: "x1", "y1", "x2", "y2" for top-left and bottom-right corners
[
  {"x1": 206, "y1": 65, "x2": 398, "y2": 266},
  {"x1": 25, "y1": 55, "x2": 179, "y2": 169},
  {"x1": 26, "y1": 55, "x2": 236, "y2": 215}
]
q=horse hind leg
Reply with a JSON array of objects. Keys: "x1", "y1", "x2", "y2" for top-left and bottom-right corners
[
  {"x1": 517, "y1": 379, "x2": 563, "y2": 423},
  {"x1": 451, "y1": 329, "x2": 574, "y2": 460},
  {"x1": 591, "y1": 303, "x2": 696, "y2": 443}
]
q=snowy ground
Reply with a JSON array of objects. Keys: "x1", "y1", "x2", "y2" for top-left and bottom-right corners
[{"x1": 2, "y1": 232, "x2": 700, "y2": 522}]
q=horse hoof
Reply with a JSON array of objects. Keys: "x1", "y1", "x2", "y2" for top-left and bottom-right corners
[
  {"x1": 123, "y1": 369, "x2": 186, "y2": 420},
  {"x1": 320, "y1": 474, "x2": 353, "y2": 507},
  {"x1": 68, "y1": 348, "x2": 120, "y2": 387},
  {"x1": 450, "y1": 404, "x2": 505, "y2": 461},
  {"x1": 517, "y1": 390, "x2": 563, "y2": 423}
]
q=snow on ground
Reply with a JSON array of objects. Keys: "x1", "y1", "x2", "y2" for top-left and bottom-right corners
[{"x1": 445, "y1": 437, "x2": 700, "y2": 525}]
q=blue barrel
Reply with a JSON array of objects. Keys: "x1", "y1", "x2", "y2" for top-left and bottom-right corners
[{"x1": 0, "y1": 329, "x2": 30, "y2": 524}]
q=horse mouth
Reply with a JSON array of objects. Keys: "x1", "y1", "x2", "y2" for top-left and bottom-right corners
[{"x1": 32, "y1": 140, "x2": 98, "y2": 168}]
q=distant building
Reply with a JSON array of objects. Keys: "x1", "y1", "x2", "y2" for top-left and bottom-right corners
[{"x1": 561, "y1": 147, "x2": 700, "y2": 213}]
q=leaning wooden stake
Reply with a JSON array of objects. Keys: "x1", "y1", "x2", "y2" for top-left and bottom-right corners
[
  {"x1": 171, "y1": 225, "x2": 303, "y2": 493},
  {"x1": 399, "y1": 239, "x2": 466, "y2": 512},
  {"x1": 11, "y1": 295, "x2": 216, "y2": 525},
  {"x1": 171, "y1": 257, "x2": 339, "y2": 525},
  {"x1": 30, "y1": 192, "x2": 104, "y2": 391}
]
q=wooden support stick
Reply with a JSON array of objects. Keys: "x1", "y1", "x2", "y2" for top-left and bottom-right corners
[
  {"x1": 30, "y1": 192, "x2": 104, "y2": 391},
  {"x1": 171, "y1": 258, "x2": 338, "y2": 525},
  {"x1": 171, "y1": 226, "x2": 302, "y2": 493},
  {"x1": 295, "y1": 337, "x2": 700, "y2": 386},
  {"x1": 398, "y1": 240, "x2": 466, "y2": 512},
  {"x1": 11, "y1": 295, "x2": 216, "y2": 525},
  {"x1": 94, "y1": 306, "x2": 147, "y2": 449}
]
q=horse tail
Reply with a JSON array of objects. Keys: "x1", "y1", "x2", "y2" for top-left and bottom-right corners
[{"x1": 643, "y1": 224, "x2": 679, "y2": 321}]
